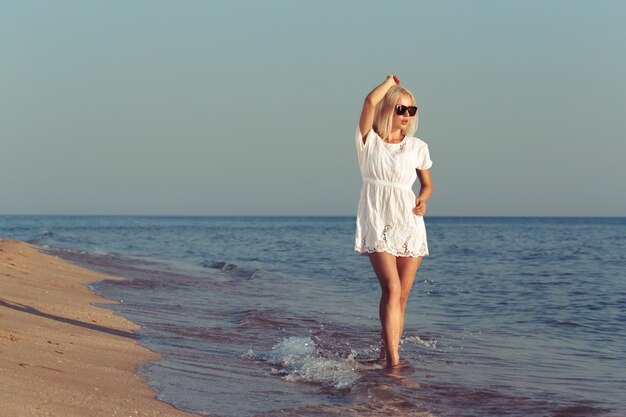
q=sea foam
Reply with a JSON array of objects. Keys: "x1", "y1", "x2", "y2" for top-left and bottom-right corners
[{"x1": 253, "y1": 336, "x2": 362, "y2": 389}]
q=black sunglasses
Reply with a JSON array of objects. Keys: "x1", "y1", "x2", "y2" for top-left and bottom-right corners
[{"x1": 395, "y1": 105, "x2": 418, "y2": 117}]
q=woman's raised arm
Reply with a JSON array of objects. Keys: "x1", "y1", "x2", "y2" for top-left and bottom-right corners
[{"x1": 358, "y1": 75, "x2": 399, "y2": 142}]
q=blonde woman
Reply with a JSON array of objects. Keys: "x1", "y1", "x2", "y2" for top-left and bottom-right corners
[{"x1": 355, "y1": 75, "x2": 433, "y2": 368}]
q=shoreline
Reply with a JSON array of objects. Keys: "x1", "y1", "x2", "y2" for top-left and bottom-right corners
[{"x1": 0, "y1": 238, "x2": 200, "y2": 417}]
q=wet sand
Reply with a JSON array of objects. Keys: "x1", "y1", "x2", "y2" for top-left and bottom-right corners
[{"x1": 0, "y1": 239, "x2": 199, "y2": 417}]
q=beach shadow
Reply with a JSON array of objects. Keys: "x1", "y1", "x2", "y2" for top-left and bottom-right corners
[{"x1": 0, "y1": 298, "x2": 136, "y2": 339}]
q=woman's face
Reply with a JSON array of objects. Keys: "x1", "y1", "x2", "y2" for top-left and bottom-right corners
[{"x1": 392, "y1": 94, "x2": 414, "y2": 134}]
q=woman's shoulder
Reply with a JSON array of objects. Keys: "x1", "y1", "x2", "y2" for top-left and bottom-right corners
[
  {"x1": 406, "y1": 136, "x2": 429, "y2": 148},
  {"x1": 356, "y1": 126, "x2": 383, "y2": 147}
]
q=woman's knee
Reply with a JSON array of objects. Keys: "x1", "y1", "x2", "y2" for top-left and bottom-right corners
[
  {"x1": 381, "y1": 280, "x2": 402, "y2": 301},
  {"x1": 399, "y1": 293, "x2": 410, "y2": 312},
  {"x1": 400, "y1": 284, "x2": 413, "y2": 303}
]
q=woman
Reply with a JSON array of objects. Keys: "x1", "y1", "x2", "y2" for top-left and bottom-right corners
[{"x1": 355, "y1": 75, "x2": 433, "y2": 368}]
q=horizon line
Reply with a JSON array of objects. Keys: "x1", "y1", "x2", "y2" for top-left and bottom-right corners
[{"x1": 1, "y1": 214, "x2": 625, "y2": 219}]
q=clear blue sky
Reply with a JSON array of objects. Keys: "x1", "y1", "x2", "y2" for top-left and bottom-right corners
[{"x1": 2, "y1": 1, "x2": 625, "y2": 216}]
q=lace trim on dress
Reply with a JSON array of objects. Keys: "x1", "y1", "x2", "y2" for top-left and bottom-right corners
[
  {"x1": 357, "y1": 227, "x2": 428, "y2": 258},
  {"x1": 355, "y1": 244, "x2": 429, "y2": 258}
]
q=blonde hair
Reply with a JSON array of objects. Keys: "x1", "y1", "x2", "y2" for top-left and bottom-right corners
[{"x1": 373, "y1": 85, "x2": 418, "y2": 140}]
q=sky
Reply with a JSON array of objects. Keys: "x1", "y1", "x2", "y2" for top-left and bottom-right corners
[{"x1": 1, "y1": 0, "x2": 625, "y2": 216}]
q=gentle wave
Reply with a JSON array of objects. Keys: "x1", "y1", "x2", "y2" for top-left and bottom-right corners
[{"x1": 200, "y1": 260, "x2": 258, "y2": 279}]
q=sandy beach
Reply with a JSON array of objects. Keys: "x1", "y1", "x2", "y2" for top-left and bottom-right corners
[{"x1": 0, "y1": 239, "x2": 199, "y2": 417}]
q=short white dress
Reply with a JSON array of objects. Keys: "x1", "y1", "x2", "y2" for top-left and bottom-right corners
[{"x1": 354, "y1": 127, "x2": 433, "y2": 257}]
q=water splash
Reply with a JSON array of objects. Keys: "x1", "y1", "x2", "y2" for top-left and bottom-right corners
[
  {"x1": 402, "y1": 335, "x2": 438, "y2": 349},
  {"x1": 249, "y1": 336, "x2": 362, "y2": 389}
]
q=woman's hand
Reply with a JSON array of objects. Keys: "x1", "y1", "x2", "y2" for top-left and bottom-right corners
[
  {"x1": 414, "y1": 169, "x2": 432, "y2": 217},
  {"x1": 385, "y1": 74, "x2": 400, "y2": 85},
  {"x1": 412, "y1": 199, "x2": 427, "y2": 216}
]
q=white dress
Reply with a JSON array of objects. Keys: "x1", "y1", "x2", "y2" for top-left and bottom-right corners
[{"x1": 354, "y1": 127, "x2": 433, "y2": 257}]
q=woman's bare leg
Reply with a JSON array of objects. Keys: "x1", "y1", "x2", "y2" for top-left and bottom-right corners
[
  {"x1": 396, "y1": 256, "x2": 422, "y2": 338},
  {"x1": 379, "y1": 303, "x2": 387, "y2": 362},
  {"x1": 369, "y1": 252, "x2": 403, "y2": 367}
]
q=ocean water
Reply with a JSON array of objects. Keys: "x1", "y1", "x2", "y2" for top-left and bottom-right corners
[{"x1": 1, "y1": 216, "x2": 625, "y2": 417}]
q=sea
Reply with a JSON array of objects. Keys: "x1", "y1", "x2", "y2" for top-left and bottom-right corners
[{"x1": 1, "y1": 216, "x2": 624, "y2": 417}]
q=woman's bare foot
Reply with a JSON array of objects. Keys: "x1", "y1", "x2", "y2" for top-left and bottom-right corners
[{"x1": 386, "y1": 351, "x2": 400, "y2": 368}]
